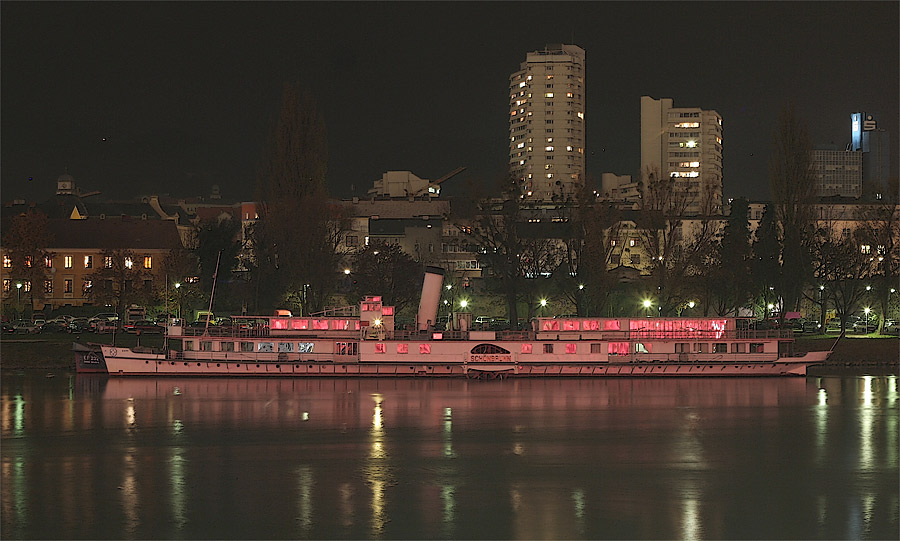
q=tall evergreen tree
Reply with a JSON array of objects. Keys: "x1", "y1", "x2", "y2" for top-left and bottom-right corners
[
  {"x1": 768, "y1": 103, "x2": 816, "y2": 317},
  {"x1": 252, "y1": 82, "x2": 347, "y2": 314}
]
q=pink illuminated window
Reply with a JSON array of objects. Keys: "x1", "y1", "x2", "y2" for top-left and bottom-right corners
[
  {"x1": 332, "y1": 319, "x2": 349, "y2": 330},
  {"x1": 371, "y1": 296, "x2": 382, "y2": 302},
  {"x1": 313, "y1": 320, "x2": 329, "y2": 330},
  {"x1": 397, "y1": 343, "x2": 409, "y2": 354},
  {"x1": 375, "y1": 343, "x2": 386, "y2": 353},
  {"x1": 603, "y1": 320, "x2": 621, "y2": 331},
  {"x1": 563, "y1": 320, "x2": 579, "y2": 331},
  {"x1": 635, "y1": 342, "x2": 651, "y2": 353},
  {"x1": 382, "y1": 306, "x2": 394, "y2": 316},
  {"x1": 290, "y1": 319, "x2": 309, "y2": 330},
  {"x1": 584, "y1": 320, "x2": 600, "y2": 331},
  {"x1": 542, "y1": 320, "x2": 560, "y2": 331},
  {"x1": 608, "y1": 342, "x2": 629, "y2": 355},
  {"x1": 270, "y1": 318, "x2": 289, "y2": 330},
  {"x1": 521, "y1": 344, "x2": 533, "y2": 354},
  {"x1": 565, "y1": 343, "x2": 577, "y2": 354},
  {"x1": 419, "y1": 344, "x2": 431, "y2": 354},
  {"x1": 432, "y1": 332, "x2": 443, "y2": 340},
  {"x1": 354, "y1": 321, "x2": 361, "y2": 330}
]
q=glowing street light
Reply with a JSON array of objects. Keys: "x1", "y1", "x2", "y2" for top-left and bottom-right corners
[
  {"x1": 344, "y1": 268, "x2": 351, "y2": 275},
  {"x1": 864, "y1": 307, "x2": 871, "y2": 334},
  {"x1": 688, "y1": 301, "x2": 695, "y2": 309},
  {"x1": 459, "y1": 299, "x2": 468, "y2": 309},
  {"x1": 643, "y1": 299, "x2": 652, "y2": 309},
  {"x1": 578, "y1": 284, "x2": 584, "y2": 290},
  {"x1": 540, "y1": 298, "x2": 548, "y2": 307}
]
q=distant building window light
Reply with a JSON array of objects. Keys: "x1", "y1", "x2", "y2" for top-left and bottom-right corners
[
  {"x1": 544, "y1": 92, "x2": 554, "y2": 98},
  {"x1": 577, "y1": 112, "x2": 584, "y2": 119},
  {"x1": 104, "y1": 256, "x2": 113, "y2": 268},
  {"x1": 143, "y1": 256, "x2": 152, "y2": 269},
  {"x1": 545, "y1": 146, "x2": 554, "y2": 151},
  {"x1": 566, "y1": 146, "x2": 574, "y2": 151},
  {"x1": 64, "y1": 256, "x2": 73, "y2": 269},
  {"x1": 44, "y1": 256, "x2": 52, "y2": 268},
  {"x1": 860, "y1": 244, "x2": 871, "y2": 254},
  {"x1": 84, "y1": 256, "x2": 93, "y2": 268},
  {"x1": 124, "y1": 257, "x2": 134, "y2": 269},
  {"x1": 566, "y1": 92, "x2": 574, "y2": 98},
  {"x1": 2, "y1": 255, "x2": 10, "y2": 268},
  {"x1": 519, "y1": 81, "x2": 526, "y2": 88}
]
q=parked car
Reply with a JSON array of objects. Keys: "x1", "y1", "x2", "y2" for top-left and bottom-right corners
[
  {"x1": 68, "y1": 318, "x2": 91, "y2": 333},
  {"x1": 801, "y1": 320, "x2": 821, "y2": 334},
  {"x1": 2, "y1": 322, "x2": 16, "y2": 334},
  {"x1": 884, "y1": 319, "x2": 899, "y2": 335},
  {"x1": 95, "y1": 321, "x2": 120, "y2": 334},
  {"x1": 41, "y1": 321, "x2": 70, "y2": 333},
  {"x1": 125, "y1": 320, "x2": 164, "y2": 334},
  {"x1": 13, "y1": 320, "x2": 40, "y2": 334},
  {"x1": 852, "y1": 319, "x2": 875, "y2": 333}
]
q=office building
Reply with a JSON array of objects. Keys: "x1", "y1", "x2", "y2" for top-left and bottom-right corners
[
  {"x1": 509, "y1": 44, "x2": 585, "y2": 201},
  {"x1": 640, "y1": 96, "x2": 724, "y2": 215},
  {"x1": 812, "y1": 146, "x2": 863, "y2": 198}
]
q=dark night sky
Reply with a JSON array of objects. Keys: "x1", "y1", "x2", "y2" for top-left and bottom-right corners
[{"x1": 2, "y1": 1, "x2": 897, "y2": 204}]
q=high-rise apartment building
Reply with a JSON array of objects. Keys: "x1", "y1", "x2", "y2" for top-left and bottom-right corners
[
  {"x1": 509, "y1": 44, "x2": 585, "y2": 201},
  {"x1": 640, "y1": 96, "x2": 724, "y2": 215}
]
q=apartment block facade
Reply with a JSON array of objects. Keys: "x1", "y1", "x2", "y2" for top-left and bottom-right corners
[{"x1": 640, "y1": 96, "x2": 724, "y2": 215}]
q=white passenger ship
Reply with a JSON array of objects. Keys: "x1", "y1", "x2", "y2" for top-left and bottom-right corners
[{"x1": 77, "y1": 268, "x2": 830, "y2": 378}]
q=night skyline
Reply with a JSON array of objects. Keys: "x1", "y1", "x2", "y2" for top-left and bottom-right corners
[{"x1": 2, "y1": 1, "x2": 897, "y2": 204}]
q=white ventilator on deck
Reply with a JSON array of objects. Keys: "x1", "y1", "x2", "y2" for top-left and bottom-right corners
[{"x1": 417, "y1": 266, "x2": 445, "y2": 330}]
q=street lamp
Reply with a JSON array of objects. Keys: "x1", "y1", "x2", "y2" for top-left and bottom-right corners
[
  {"x1": 174, "y1": 282, "x2": 182, "y2": 320},
  {"x1": 15, "y1": 282, "x2": 22, "y2": 319},
  {"x1": 864, "y1": 307, "x2": 871, "y2": 334}
]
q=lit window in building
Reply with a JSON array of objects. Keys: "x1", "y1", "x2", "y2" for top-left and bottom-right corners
[
  {"x1": 3, "y1": 279, "x2": 9, "y2": 293},
  {"x1": 124, "y1": 257, "x2": 133, "y2": 269},
  {"x1": 104, "y1": 256, "x2": 113, "y2": 268},
  {"x1": 519, "y1": 81, "x2": 526, "y2": 88},
  {"x1": 566, "y1": 146, "x2": 573, "y2": 151},
  {"x1": 629, "y1": 239, "x2": 636, "y2": 247},
  {"x1": 2, "y1": 255, "x2": 10, "y2": 268},
  {"x1": 143, "y1": 256, "x2": 152, "y2": 269},
  {"x1": 24, "y1": 256, "x2": 32, "y2": 268},
  {"x1": 23, "y1": 281, "x2": 31, "y2": 292},
  {"x1": 44, "y1": 280, "x2": 53, "y2": 294},
  {"x1": 544, "y1": 92, "x2": 554, "y2": 98},
  {"x1": 577, "y1": 112, "x2": 584, "y2": 119},
  {"x1": 64, "y1": 256, "x2": 73, "y2": 269},
  {"x1": 545, "y1": 146, "x2": 554, "y2": 151},
  {"x1": 546, "y1": 173, "x2": 554, "y2": 179},
  {"x1": 44, "y1": 256, "x2": 52, "y2": 268},
  {"x1": 860, "y1": 244, "x2": 871, "y2": 254},
  {"x1": 84, "y1": 255, "x2": 93, "y2": 268},
  {"x1": 64, "y1": 279, "x2": 73, "y2": 294},
  {"x1": 82, "y1": 280, "x2": 92, "y2": 295}
]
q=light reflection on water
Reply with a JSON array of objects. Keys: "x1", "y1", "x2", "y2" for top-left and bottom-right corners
[{"x1": 1, "y1": 374, "x2": 897, "y2": 540}]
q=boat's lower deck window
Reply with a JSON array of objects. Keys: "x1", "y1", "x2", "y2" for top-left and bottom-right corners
[
  {"x1": 590, "y1": 343, "x2": 602, "y2": 354},
  {"x1": 608, "y1": 342, "x2": 629, "y2": 355},
  {"x1": 258, "y1": 342, "x2": 274, "y2": 352},
  {"x1": 200, "y1": 341, "x2": 213, "y2": 351},
  {"x1": 693, "y1": 343, "x2": 708, "y2": 353},
  {"x1": 240, "y1": 342, "x2": 254, "y2": 352},
  {"x1": 184, "y1": 341, "x2": 195, "y2": 351},
  {"x1": 731, "y1": 343, "x2": 746, "y2": 353},
  {"x1": 221, "y1": 342, "x2": 235, "y2": 352},
  {"x1": 543, "y1": 343, "x2": 554, "y2": 354},
  {"x1": 675, "y1": 343, "x2": 689, "y2": 353},
  {"x1": 298, "y1": 342, "x2": 314, "y2": 353},
  {"x1": 635, "y1": 342, "x2": 651, "y2": 353},
  {"x1": 750, "y1": 343, "x2": 764, "y2": 353},
  {"x1": 278, "y1": 342, "x2": 293, "y2": 352},
  {"x1": 713, "y1": 343, "x2": 727, "y2": 353}
]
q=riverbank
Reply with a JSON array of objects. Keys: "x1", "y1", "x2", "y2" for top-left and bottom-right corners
[{"x1": 1, "y1": 333, "x2": 896, "y2": 374}]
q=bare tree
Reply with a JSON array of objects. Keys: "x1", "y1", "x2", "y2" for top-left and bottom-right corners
[
  {"x1": 2, "y1": 209, "x2": 54, "y2": 313},
  {"x1": 634, "y1": 166, "x2": 717, "y2": 316},
  {"x1": 86, "y1": 249, "x2": 155, "y2": 316}
]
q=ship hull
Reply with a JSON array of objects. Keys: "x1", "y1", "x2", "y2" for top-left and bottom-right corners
[{"x1": 97, "y1": 349, "x2": 826, "y2": 378}]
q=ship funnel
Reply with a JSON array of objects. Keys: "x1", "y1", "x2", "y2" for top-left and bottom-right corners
[{"x1": 417, "y1": 266, "x2": 445, "y2": 331}]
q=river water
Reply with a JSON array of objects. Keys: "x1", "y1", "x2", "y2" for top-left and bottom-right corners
[{"x1": 1, "y1": 373, "x2": 897, "y2": 540}]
